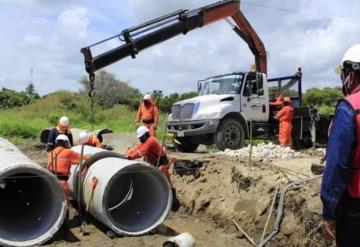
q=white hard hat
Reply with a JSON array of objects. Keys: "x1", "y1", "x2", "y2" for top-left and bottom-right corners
[
  {"x1": 79, "y1": 131, "x2": 89, "y2": 144},
  {"x1": 143, "y1": 94, "x2": 152, "y2": 100},
  {"x1": 136, "y1": 125, "x2": 149, "y2": 138},
  {"x1": 55, "y1": 134, "x2": 69, "y2": 143},
  {"x1": 59, "y1": 116, "x2": 69, "y2": 127},
  {"x1": 341, "y1": 44, "x2": 360, "y2": 68}
]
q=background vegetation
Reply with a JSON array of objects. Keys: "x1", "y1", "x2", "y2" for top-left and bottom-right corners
[{"x1": 0, "y1": 70, "x2": 342, "y2": 143}]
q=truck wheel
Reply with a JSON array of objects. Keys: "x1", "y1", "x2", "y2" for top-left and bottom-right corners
[
  {"x1": 214, "y1": 118, "x2": 245, "y2": 151},
  {"x1": 173, "y1": 137, "x2": 199, "y2": 153}
]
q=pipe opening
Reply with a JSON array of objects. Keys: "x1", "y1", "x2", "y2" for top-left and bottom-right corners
[
  {"x1": 0, "y1": 170, "x2": 64, "y2": 243},
  {"x1": 104, "y1": 164, "x2": 171, "y2": 233}
]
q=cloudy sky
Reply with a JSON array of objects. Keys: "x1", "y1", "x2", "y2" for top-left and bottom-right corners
[{"x1": 1, "y1": 0, "x2": 359, "y2": 95}]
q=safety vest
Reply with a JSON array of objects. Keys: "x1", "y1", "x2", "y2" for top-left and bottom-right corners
[
  {"x1": 344, "y1": 90, "x2": 360, "y2": 198},
  {"x1": 47, "y1": 146, "x2": 81, "y2": 176},
  {"x1": 138, "y1": 103, "x2": 157, "y2": 123}
]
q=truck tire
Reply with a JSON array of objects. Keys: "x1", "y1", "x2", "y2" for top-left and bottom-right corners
[
  {"x1": 214, "y1": 118, "x2": 245, "y2": 151},
  {"x1": 173, "y1": 137, "x2": 199, "y2": 153}
]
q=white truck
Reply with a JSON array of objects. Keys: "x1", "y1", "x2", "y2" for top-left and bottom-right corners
[{"x1": 167, "y1": 69, "x2": 331, "y2": 152}]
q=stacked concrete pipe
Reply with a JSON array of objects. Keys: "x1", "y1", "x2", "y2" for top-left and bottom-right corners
[
  {"x1": 69, "y1": 145, "x2": 172, "y2": 235},
  {"x1": 0, "y1": 138, "x2": 66, "y2": 247}
]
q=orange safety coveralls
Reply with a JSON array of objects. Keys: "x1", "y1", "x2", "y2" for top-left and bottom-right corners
[
  {"x1": 270, "y1": 95, "x2": 284, "y2": 107},
  {"x1": 84, "y1": 135, "x2": 102, "y2": 148},
  {"x1": 126, "y1": 136, "x2": 172, "y2": 186},
  {"x1": 276, "y1": 105, "x2": 294, "y2": 147},
  {"x1": 47, "y1": 146, "x2": 89, "y2": 203},
  {"x1": 135, "y1": 100, "x2": 159, "y2": 136}
]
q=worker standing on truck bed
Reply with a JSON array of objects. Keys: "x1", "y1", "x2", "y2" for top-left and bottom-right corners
[
  {"x1": 275, "y1": 97, "x2": 293, "y2": 147},
  {"x1": 47, "y1": 134, "x2": 89, "y2": 224},
  {"x1": 321, "y1": 44, "x2": 360, "y2": 246},
  {"x1": 46, "y1": 116, "x2": 73, "y2": 151},
  {"x1": 126, "y1": 126, "x2": 180, "y2": 211},
  {"x1": 135, "y1": 94, "x2": 159, "y2": 136}
]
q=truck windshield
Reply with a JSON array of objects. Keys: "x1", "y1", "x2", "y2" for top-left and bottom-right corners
[{"x1": 198, "y1": 74, "x2": 244, "y2": 96}]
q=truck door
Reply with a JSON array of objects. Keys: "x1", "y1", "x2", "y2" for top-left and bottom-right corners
[{"x1": 241, "y1": 72, "x2": 269, "y2": 121}]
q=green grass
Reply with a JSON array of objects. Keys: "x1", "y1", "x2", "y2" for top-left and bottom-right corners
[{"x1": 0, "y1": 92, "x2": 169, "y2": 143}]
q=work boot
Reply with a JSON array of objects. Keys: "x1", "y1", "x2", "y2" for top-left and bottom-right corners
[{"x1": 171, "y1": 188, "x2": 180, "y2": 212}]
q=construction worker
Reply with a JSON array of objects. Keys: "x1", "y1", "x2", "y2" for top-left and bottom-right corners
[
  {"x1": 270, "y1": 94, "x2": 284, "y2": 107},
  {"x1": 79, "y1": 131, "x2": 102, "y2": 148},
  {"x1": 126, "y1": 126, "x2": 180, "y2": 211},
  {"x1": 47, "y1": 134, "x2": 89, "y2": 205},
  {"x1": 321, "y1": 44, "x2": 360, "y2": 246},
  {"x1": 275, "y1": 97, "x2": 293, "y2": 147},
  {"x1": 46, "y1": 116, "x2": 73, "y2": 151},
  {"x1": 135, "y1": 94, "x2": 159, "y2": 136}
]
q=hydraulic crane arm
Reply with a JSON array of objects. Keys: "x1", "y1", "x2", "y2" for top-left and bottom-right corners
[{"x1": 81, "y1": 0, "x2": 267, "y2": 77}]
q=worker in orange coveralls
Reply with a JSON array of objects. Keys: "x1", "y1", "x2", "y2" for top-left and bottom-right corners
[
  {"x1": 47, "y1": 134, "x2": 89, "y2": 206},
  {"x1": 126, "y1": 126, "x2": 180, "y2": 211},
  {"x1": 270, "y1": 95, "x2": 284, "y2": 107},
  {"x1": 79, "y1": 131, "x2": 102, "y2": 148},
  {"x1": 275, "y1": 97, "x2": 294, "y2": 147},
  {"x1": 135, "y1": 94, "x2": 159, "y2": 136}
]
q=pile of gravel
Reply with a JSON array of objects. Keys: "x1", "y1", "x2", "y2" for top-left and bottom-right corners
[{"x1": 216, "y1": 142, "x2": 306, "y2": 160}]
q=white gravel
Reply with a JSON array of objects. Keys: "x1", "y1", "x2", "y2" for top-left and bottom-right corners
[{"x1": 216, "y1": 142, "x2": 306, "y2": 160}]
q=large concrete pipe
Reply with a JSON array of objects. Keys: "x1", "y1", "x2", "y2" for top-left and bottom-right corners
[
  {"x1": 69, "y1": 146, "x2": 172, "y2": 235},
  {"x1": 0, "y1": 138, "x2": 66, "y2": 247}
]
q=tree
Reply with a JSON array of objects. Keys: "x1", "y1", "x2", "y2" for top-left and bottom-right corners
[
  {"x1": 79, "y1": 70, "x2": 140, "y2": 108},
  {"x1": 25, "y1": 83, "x2": 35, "y2": 95},
  {"x1": 303, "y1": 87, "x2": 342, "y2": 107}
]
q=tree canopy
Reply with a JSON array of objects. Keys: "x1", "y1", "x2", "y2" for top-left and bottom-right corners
[{"x1": 79, "y1": 70, "x2": 141, "y2": 109}]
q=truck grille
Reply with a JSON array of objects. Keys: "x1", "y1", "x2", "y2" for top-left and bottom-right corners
[
  {"x1": 171, "y1": 103, "x2": 194, "y2": 120},
  {"x1": 171, "y1": 105, "x2": 181, "y2": 120}
]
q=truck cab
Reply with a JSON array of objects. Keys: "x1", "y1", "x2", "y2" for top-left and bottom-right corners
[{"x1": 167, "y1": 71, "x2": 269, "y2": 152}]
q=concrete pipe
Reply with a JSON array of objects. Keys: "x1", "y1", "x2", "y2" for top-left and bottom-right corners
[
  {"x1": 0, "y1": 138, "x2": 66, "y2": 247},
  {"x1": 69, "y1": 146, "x2": 172, "y2": 235}
]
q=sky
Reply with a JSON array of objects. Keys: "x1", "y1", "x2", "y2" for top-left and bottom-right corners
[{"x1": 0, "y1": 0, "x2": 359, "y2": 95}]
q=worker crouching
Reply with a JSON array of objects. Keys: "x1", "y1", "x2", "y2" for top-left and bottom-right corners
[
  {"x1": 126, "y1": 126, "x2": 180, "y2": 211},
  {"x1": 135, "y1": 94, "x2": 159, "y2": 137},
  {"x1": 275, "y1": 97, "x2": 294, "y2": 147},
  {"x1": 47, "y1": 135, "x2": 89, "y2": 217},
  {"x1": 46, "y1": 116, "x2": 74, "y2": 151},
  {"x1": 79, "y1": 131, "x2": 102, "y2": 148}
]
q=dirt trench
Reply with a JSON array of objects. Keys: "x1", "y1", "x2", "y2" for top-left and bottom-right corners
[{"x1": 18, "y1": 141, "x2": 333, "y2": 246}]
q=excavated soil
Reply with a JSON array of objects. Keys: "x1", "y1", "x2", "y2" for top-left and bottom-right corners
[{"x1": 17, "y1": 139, "x2": 334, "y2": 247}]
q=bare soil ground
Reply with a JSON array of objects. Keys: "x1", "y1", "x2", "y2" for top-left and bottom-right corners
[{"x1": 18, "y1": 138, "x2": 334, "y2": 247}]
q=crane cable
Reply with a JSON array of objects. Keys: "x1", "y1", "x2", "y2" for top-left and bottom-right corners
[{"x1": 88, "y1": 72, "x2": 96, "y2": 132}]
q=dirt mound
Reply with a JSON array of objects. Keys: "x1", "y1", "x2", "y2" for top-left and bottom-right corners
[{"x1": 170, "y1": 152, "x2": 330, "y2": 246}]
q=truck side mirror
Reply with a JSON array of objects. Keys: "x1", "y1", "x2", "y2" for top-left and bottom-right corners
[{"x1": 197, "y1": 81, "x2": 202, "y2": 92}]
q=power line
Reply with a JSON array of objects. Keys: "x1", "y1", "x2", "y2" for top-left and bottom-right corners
[{"x1": 242, "y1": 0, "x2": 355, "y2": 25}]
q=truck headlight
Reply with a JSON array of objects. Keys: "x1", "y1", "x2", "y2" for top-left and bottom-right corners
[
  {"x1": 167, "y1": 114, "x2": 173, "y2": 121},
  {"x1": 196, "y1": 112, "x2": 219, "y2": 119}
]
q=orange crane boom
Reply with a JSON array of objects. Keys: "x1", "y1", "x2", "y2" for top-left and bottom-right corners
[{"x1": 81, "y1": 0, "x2": 267, "y2": 77}]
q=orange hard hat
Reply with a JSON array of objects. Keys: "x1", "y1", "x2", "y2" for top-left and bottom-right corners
[{"x1": 283, "y1": 97, "x2": 291, "y2": 103}]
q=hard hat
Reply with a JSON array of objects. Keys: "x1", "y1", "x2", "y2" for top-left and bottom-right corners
[
  {"x1": 340, "y1": 44, "x2": 360, "y2": 95},
  {"x1": 136, "y1": 125, "x2": 149, "y2": 138},
  {"x1": 79, "y1": 132, "x2": 89, "y2": 144},
  {"x1": 55, "y1": 134, "x2": 69, "y2": 144},
  {"x1": 341, "y1": 44, "x2": 360, "y2": 68},
  {"x1": 59, "y1": 116, "x2": 69, "y2": 127},
  {"x1": 143, "y1": 94, "x2": 152, "y2": 100},
  {"x1": 283, "y1": 97, "x2": 291, "y2": 103}
]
